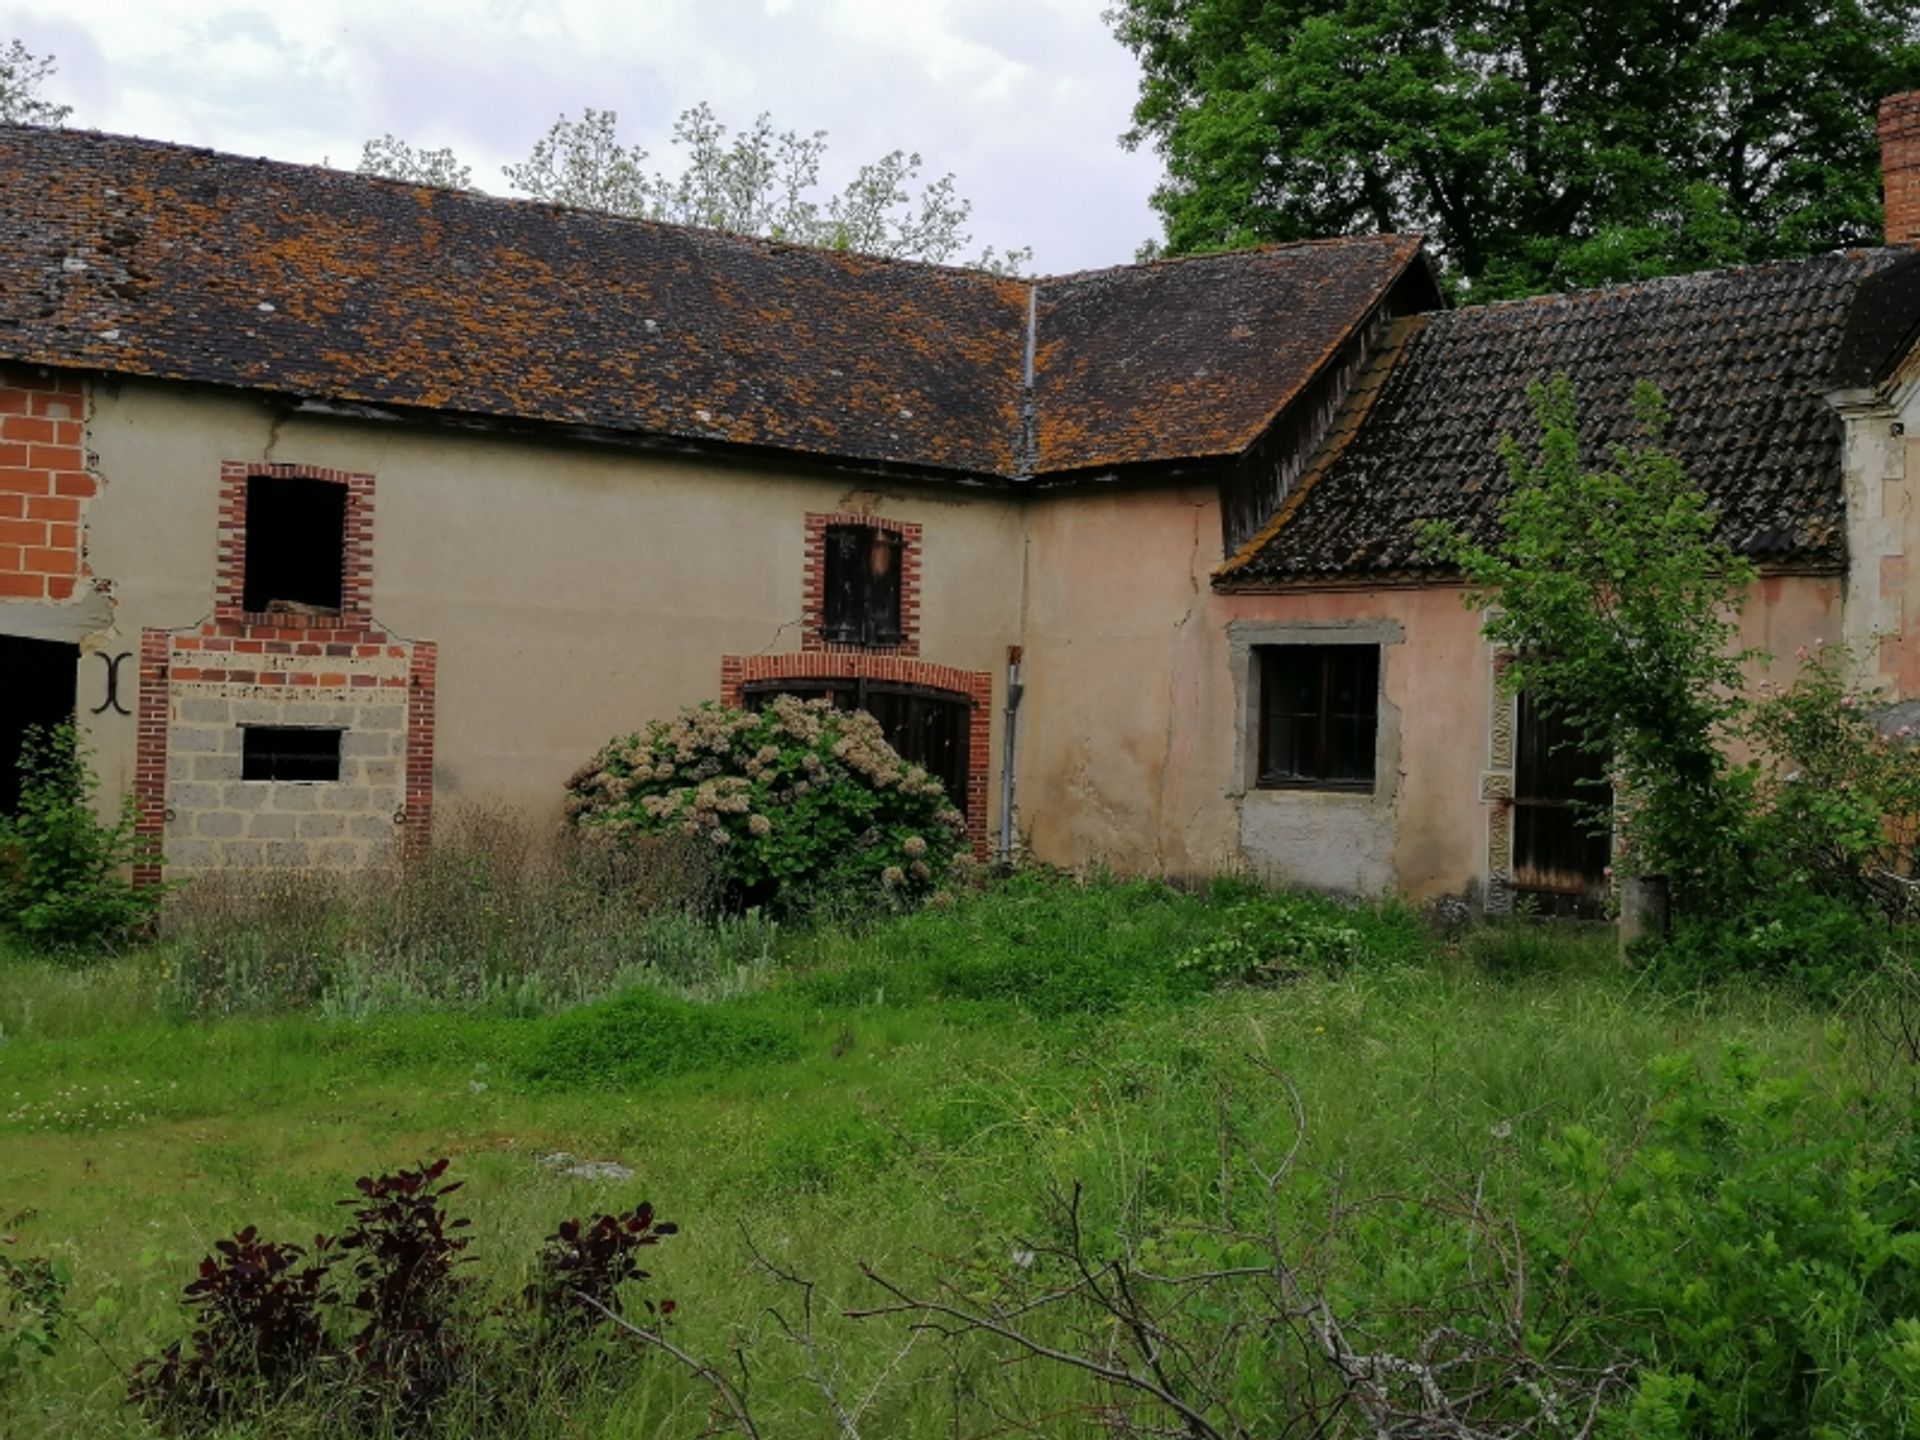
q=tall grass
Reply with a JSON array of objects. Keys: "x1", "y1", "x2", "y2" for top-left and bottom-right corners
[{"x1": 151, "y1": 806, "x2": 769, "y2": 1017}]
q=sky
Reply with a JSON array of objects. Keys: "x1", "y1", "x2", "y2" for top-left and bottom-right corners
[{"x1": 0, "y1": 0, "x2": 1167, "y2": 273}]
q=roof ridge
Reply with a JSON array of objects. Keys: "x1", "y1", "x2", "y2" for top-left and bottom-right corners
[{"x1": 1447, "y1": 247, "x2": 1905, "y2": 317}]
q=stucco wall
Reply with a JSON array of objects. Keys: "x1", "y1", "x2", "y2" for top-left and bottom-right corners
[
  {"x1": 1, "y1": 371, "x2": 1868, "y2": 899},
  {"x1": 1014, "y1": 479, "x2": 1847, "y2": 903},
  {"x1": 74, "y1": 380, "x2": 1024, "y2": 846}
]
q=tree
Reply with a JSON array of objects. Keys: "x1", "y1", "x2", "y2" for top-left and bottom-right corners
[
  {"x1": 0, "y1": 39, "x2": 71, "y2": 127},
  {"x1": 357, "y1": 135, "x2": 472, "y2": 191},
  {"x1": 1421, "y1": 377, "x2": 1758, "y2": 908},
  {"x1": 1109, "y1": 0, "x2": 1920, "y2": 298},
  {"x1": 364, "y1": 104, "x2": 1030, "y2": 273}
]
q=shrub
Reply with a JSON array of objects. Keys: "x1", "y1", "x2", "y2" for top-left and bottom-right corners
[
  {"x1": 131, "y1": 1161, "x2": 678, "y2": 1433},
  {"x1": 127, "y1": 1228, "x2": 335, "y2": 1423},
  {"x1": 565, "y1": 696, "x2": 968, "y2": 912},
  {"x1": 0, "y1": 1251, "x2": 70, "y2": 1386},
  {"x1": 1749, "y1": 641, "x2": 1920, "y2": 923},
  {"x1": 526, "y1": 1204, "x2": 677, "y2": 1338},
  {"x1": 0, "y1": 721, "x2": 158, "y2": 955},
  {"x1": 335, "y1": 1158, "x2": 475, "y2": 1411},
  {"x1": 519, "y1": 986, "x2": 801, "y2": 1088}
]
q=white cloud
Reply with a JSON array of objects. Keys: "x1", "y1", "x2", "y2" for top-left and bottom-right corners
[{"x1": 0, "y1": 0, "x2": 1164, "y2": 268}]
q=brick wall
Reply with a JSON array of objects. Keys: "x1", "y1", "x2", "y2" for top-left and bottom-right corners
[
  {"x1": 801, "y1": 511, "x2": 923, "y2": 656},
  {"x1": 135, "y1": 462, "x2": 438, "y2": 875},
  {"x1": 1882, "y1": 93, "x2": 1920, "y2": 246},
  {"x1": 0, "y1": 365, "x2": 92, "y2": 601}
]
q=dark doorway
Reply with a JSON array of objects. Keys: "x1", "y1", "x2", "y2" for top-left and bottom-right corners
[
  {"x1": 742, "y1": 678, "x2": 971, "y2": 815},
  {"x1": 0, "y1": 634, "x2": 78, "y2": 813},
  {"x1": 1512, "y1": 690, "x2": 1612, "y2": 915}
]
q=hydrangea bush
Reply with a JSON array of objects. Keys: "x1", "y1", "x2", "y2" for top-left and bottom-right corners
[{"x1": 565, "y1": 696, "x2": 968, "y2": 911}]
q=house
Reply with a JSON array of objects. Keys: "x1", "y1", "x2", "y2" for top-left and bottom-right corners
[{"x1": 5, "y1": 95, "x2": 1920, "y2": 912}]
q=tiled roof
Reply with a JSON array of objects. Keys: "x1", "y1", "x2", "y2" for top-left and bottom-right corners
[
  {"x1": 0, "y1": 124, "x2": 1426, "y2": 481},
  {"x1": 1031, "y1": 236, "x2": 1429, "y2": 474},
  {"x1": 1223, "y1": 248, "x2": 1920, "y2": 584}
]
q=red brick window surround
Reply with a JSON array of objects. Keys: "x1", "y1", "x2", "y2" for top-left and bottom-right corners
[
  {"x1": 721, "y1": 651, "x2": 992, "y2": 856},
  {"x1": 216, "y1": 462, "x2": 375, "y2": 634},
  {"x1": 803, "y1": 512, "x2": 922, "y2": 657}
]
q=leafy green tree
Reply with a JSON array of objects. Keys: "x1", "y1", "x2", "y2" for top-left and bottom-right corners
[
  {"x1": 0, "y1": 38, "x2": 70, "y2": 127},
  {"x1": 364, "y1": 103, "x2": 1030, "y2": 273},
  {"x1": 1109, "y1": 0, "x2": 1920, "y2": 296},
  {"x1": 1422, "y1": 377, "x2": 1758, "y2": 907}
]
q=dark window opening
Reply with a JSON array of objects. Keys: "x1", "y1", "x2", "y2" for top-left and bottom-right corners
[
  {"x1": 821, "y1": 524, "x2": 903, "y2": 647},
  {"x1": 742, "y1": 678, "x2": 968, "y2": 815},
  {"x1": 242, "y1": 726, "x2": 343, "y2": 782},
  {"x1": 1256, "y1": 644, "x2": 1379, "y2": 791},
  {"x1": 243, "y1": 476, "x2": 346, "y2": 615},
  {"x1": 0, "y1": 634, "x2": 78, "y2": 814},
  {"x1": 1512, "y1": 690, "x2": 1612, "y2": 915}
]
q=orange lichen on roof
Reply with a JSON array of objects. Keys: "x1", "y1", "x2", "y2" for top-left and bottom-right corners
[{"x1": 0, "y1": 125, "x2": 1429, "y2": 482}]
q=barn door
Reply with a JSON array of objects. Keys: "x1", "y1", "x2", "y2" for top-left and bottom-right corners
[
  {"x1": 1511, "y1": 691, "x2": 1611, "y2": 914},
  {"x1": 743, "y1": 679, "x2": 972, "y2": 816}
]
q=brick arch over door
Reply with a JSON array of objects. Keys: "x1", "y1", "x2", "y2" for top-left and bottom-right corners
[{"x1": 720, "y1": 652, "x2": 992, "y2": 857}]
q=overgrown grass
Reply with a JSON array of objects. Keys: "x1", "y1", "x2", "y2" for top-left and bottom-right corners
[{"x1": 1, "y1": 870, "x2": 1903, "y2": 1436}]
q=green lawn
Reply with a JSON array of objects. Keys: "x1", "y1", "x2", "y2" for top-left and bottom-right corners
[{"x1": 0, "y1": 877, "x2": 1880, "y2": 1436}]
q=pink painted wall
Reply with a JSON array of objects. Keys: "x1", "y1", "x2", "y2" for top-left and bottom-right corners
[{"x1": 1017, "y1": 481, "x2": 1847, "y2": 902}]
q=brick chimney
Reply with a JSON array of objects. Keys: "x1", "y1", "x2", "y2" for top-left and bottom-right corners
[{"x1": 1882, "y1": 93, "x2": 1920, "y2": 245}]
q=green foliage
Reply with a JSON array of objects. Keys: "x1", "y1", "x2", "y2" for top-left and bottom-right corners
[
  {"x1": 1425, "y1": 377, "x2": 1758, "y2": 914},
  {"x1": 1540, "y1": 1049, "x2": 1920, "y2": 1436},
  {"x1": 566, "y1": 697, "x2": 969, "y2": 915},
  {"x1": 1750, "y1": 642, "x2": 1920, "y2": 923},
  {"x1": 0, "y1": 722, "x2": 159, "y2": 955},
  {"x1": 0, "y1": 1252, "x2": 69, "y2": 1383},
  {"x1": 518, "y1": 987, "x2": 800, "y2": 1089},
  {"x1": 1111, "y1": 0, "x2": 1920, "y2": 297}
]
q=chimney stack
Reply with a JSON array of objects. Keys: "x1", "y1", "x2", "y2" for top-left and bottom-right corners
[{"x1": 1881, "y1": 93, "x2": 1920, "y2": 245}]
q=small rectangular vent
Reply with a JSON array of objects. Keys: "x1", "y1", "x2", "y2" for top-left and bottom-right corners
[{"x1": 241, "y1": 726, "x2": 342, "y2": 782}]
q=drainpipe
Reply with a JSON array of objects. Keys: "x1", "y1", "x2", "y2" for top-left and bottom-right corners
[{"x1": 997, "y1": 645, "x2": 1023, "y2": 866}]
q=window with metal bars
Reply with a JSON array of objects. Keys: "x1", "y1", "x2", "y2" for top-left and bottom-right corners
[
  {"x1": 1256, "y1": 644, "x2": 1379, "y2": 790},
  {"x1": 821, "y1": 524, "x2": 904, "y2": 646},
  {"x1": 241, "y1": 726, "x2": 343, "y2": 782}
]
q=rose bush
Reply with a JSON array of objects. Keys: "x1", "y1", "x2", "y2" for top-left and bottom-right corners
[{"x1": 565, "y1": 696, "x2": 968, "y2": 912}]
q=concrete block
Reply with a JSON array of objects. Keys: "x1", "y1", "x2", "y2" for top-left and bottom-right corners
[
  {"x1": 271, "y1": 785, "x2": 319, "y2": 812},
  {"x1": 180, "y1": 698, "x2": 231, "y2": 725},
  {"x1": 350, "y1": 813, "x2": 398, "y2": 842},
  {"x1": 299, "y1": 812, "x2": 346, "y2": 839},
  {"x1": 166, "y1": 755, "x2": 194, "y2": 783},
  {"x1": 311, "y1": 840, "x2": 368, "y2": 868},
  {"x1": 171, "y1": 726, "x2": 221, "y2": 754},
  {"x1": 359, "y1": 705, "x2": 406, "y2": 733},
  {"x1": 362, "y1": 760, "x2": 399, "y2": 787},
  {"x1": 164, "y1": 839, "x2": 216, "y2": 869},
  {"x1": 167, "y1": 781, "x2": 220, "y2": 812},
  {"x1": 319, "y1": 785, "x2": 375, "y2": 814},
  {"x1": 341, "y1": 731, "x2": 393, "y2": 759},
  {"x1": 263, "y1": 840, "x2": 311, "y2": 868},
  {"x1": 193, "y1": 754, "x2": 241, "y2": 782},
  {"x1": 248, "y1": 812, "x2": 299, "y2": 839},
  {"x1": 221, "y1": 782, "x2": 270, "y2": 810},
  {"x1": 196, "y1": 810, "x2": 244, "y2": 838},
  {"x1": 220, "y1": 840, "x2": 266, "y2": 867}
]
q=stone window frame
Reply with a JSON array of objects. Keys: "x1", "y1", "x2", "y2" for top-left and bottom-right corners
[
  {"x1": 802, "y1": 512, "x2": 922, "y2": 657},
  {"x1": 1227, "y1": 618, "x2": 1403, "y2": 806}
]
